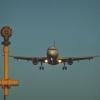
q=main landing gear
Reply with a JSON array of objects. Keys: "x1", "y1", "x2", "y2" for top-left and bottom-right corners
[
  {"x1": 62, "y1": 66, "x2": 67, "y2": 70},
  {"x1": 39, "y1": 62, "x2": 44, "y2": 70},
  {"x1": 62, "y1": 63, "x2": 67, "y2": 70},
  {"x1": 39, "y1": 66, "x2": 44, "y2": 70}
]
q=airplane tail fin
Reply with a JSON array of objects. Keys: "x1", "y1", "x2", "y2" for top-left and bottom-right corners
[{"x1": 49, "y1": 40, "x2": 56, "y2": 48}]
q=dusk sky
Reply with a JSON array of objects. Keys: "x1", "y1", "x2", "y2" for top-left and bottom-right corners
[{"x1": 0, "y1": 0, "x2": 100, "y2": 100}]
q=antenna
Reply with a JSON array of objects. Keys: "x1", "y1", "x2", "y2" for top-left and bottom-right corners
[{"x1": 54, "y1": 40, "x2": 55, "y2": 47}]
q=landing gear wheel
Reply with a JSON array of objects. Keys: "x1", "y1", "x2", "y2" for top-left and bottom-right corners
[
  {"x1": 42, "y1": 66, "x2": 44, "y2": 70},
  {"x1": 39, "y1": 66, "x2": 41, "y2": 70},
  {"x1": 65, "y1": 67, "x2": 67, "y2": 70},
  {"x1": 39, "y1": 66, "x2": 44, "y2": 70},
  {"x1": 62, "y1": 67, "x2": 65, "y2": 70},
  {"x1": 62, "y1": 66, "x2": 67, "y2": 70}
]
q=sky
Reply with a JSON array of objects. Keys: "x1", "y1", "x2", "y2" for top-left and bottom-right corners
[{"x1": 0, "y1": 0, "x2": 100, "y2": 100}]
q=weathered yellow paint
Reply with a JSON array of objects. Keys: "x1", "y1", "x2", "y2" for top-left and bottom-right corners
[
  {"x1": 4, "y1": 88, "x2": 8, "y2": 96},
  {"x1": 0, "y1": 45, "x2": 19, "y2": 96},
  {"x1": 4, "y1": 46, "x2": 9, "y2": 80},
  {"x1": 0, "y1": 26, "x2": 19, "y2": 97}
]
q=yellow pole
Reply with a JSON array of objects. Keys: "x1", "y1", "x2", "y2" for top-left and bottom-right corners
[
  {"x1": 3, "y1": 45, "x2": 9, "y2": 96},
  {"x1": 4, "y1": 46, "x2": 9, "y2": 80},
  {"x1": 0, "y1": 26, "x2": 19, "y2": 97},
  {"x1": 4, "y1": 88, "x2": 8, "y2": 96}
]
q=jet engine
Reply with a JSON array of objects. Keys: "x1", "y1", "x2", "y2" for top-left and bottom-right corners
[
  {"x1": 67, "y1": 58, "x2": 73, "y2": 65},
  {"x1": 32, "y1": 58, "x2": 39, "y2": 65}
]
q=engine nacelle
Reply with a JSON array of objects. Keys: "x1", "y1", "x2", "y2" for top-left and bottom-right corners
[
  {"x1": 32, "y1": 58, "x2": 38, "y2": 65},
  {"x1": 67, "y1": 58, "x2": 73, "y2": 65}
]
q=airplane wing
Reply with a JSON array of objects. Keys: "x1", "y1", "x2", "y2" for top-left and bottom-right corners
[
  {"x1": 60, "y1": 55, "x2": 100, "y2": 65},
  {"x1": 9, "y1": 55, "x2": 33, "y2": 61},
  {"x1": 9, "y1": 55, "x2": 100, "y2": 65},
  {"x1": 9, "y1": 55, "x2": 47, "y2": 64}
]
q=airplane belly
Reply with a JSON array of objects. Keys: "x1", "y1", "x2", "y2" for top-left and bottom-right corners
[{"x1": 48, "y1": 58, "x2": 58, "y2": 65}]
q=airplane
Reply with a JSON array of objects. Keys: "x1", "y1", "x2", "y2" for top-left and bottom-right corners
[{"x1": 9, "y1": 42, "x2": 100, "y2": 70}]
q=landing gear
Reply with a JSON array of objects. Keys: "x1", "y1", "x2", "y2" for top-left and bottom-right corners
[
  {"x1": 39, "y1": 66, "x2": 44, "y2": 70},
  {"x1": 62, "y1": 66, "x2": 67, "y2": 70},
  {"x1": 62, "y1": 62, "x2": 67, "y2": 70},
  {"x1": 39, "y1": 62, "x2": 44, "y2": 70}
]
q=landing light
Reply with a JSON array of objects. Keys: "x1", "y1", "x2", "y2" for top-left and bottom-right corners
[
  {"x1": 44, "y1": 59, "x2": 48, "y2": 63},
  {"x1": 58, "y1": 59, "x2": 62, "y2": 63}
]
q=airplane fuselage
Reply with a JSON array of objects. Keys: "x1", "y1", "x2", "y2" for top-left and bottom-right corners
[{"x1": 46, "y1": 46, "x2": 61, "y2": 65}]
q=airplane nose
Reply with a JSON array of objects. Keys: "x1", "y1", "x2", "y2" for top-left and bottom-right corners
[{"x1": 47, "y1": 50, "x2": 58, "y2": 57}]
